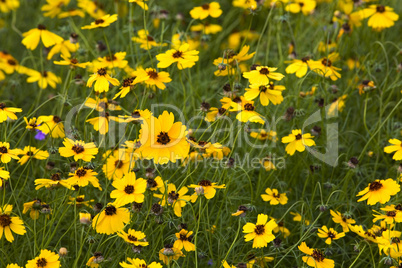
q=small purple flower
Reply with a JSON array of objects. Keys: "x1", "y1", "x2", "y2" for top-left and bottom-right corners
[
  {"x1": 35, "y1": 129, "x2": 47, "y2": 140},
  {"x1": 208, "y1": 259, "x2": 213, "y2": 266}
]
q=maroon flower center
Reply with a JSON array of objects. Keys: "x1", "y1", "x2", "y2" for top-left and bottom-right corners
[
  {"x1": 259, "y1": 68, "x2": 269, "y2": 75},
  {"x1": 124, "y1": 185, "x2": 134, "y2": 194},
  {"x1": 37, "y1": 24, "x2": 46, "y2": 30},
  {"x1": 254, "y1": 224, "x2": 265, "y2": 235},
  {"x1": 0, "y1": 147, "x2": 8, "y2": 154},
  {"x1": 95, "y1": 19, "x2": 105, "y2": 25},
  {"x1": 172, "y1": 51, "x2": 183, "y2": 58},
  {"x1": 157, "y1": 132, "x2": 171, "y2": 145},
  {"x1": 0, "y1": 214, "x2": 11, "y2": 227},
  {"x1": 199, "y1": 180, "x2": 212, "y2": 186},
  {"x1": 369, "y1": 181, "x2": 383, "y2": 191},
  {"x1": 105, "y1": 205, "x2": 117, "y2": 215},
  {"x1": 322, "y1": 58, "x2": 332, "y2": 67},
  {"x1": 115, "y1": 160, "x2": 124, "y2": 169},
  {"x1": 202, "y1": 3, "x2": 210, "y2": 10},
  {"x1": 376, "y1": 5, "x2": 385, "y2": 13},
  {"x1": 72, "y1": 145, "x2": 85, "y2": 154},
  {"x1": 76, "y1": 168, "x2": 87, "y2": 177},
  {"x1": 311, "y1": 249, "x2": 325, "y2": 262},
  {"x1": 36, "y1": 258, "x2": 47, "y2": 267},
  {"x1": 147, "y1": 70, "x2": 158, "y2": 79},
  {"x1": 97, "y1": 68, "x2": 107, "y2": 76},
  {"x1": 244, "y1": 103, "x2": 254, "y2": 111}
]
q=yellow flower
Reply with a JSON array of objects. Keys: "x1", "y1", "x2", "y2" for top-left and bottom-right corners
[
  {"x1": 21, "y1": 24, "x2": 63, "y2": 50},
  {"x1": 0, "y1": 142, "x2": 20, "y2": 163},
  {"x1": 84, "y1": 97, "x2": 121, "y2": 112},
  {"x1": 330, "y1": 210, "x2": 355, "y2": 232},
  {"x1": 384, "y1": 139, "x2": 402, "y2": 160},
  {"x1": 154, "y1": 183, "x2": 193, "y2": 217},
  {"x1": 0, "y1": 167, "x2": 10, "y2": 188},
  {"x1": 26, "y1": 69, "x2": 61, "y2": 89},
  {"x1": 110, "y1": 172, "x2": 146, "y2": 206},
  {"x1": 86, "y1": 253, "x2": 102, "y2": 268},
  {"x1": 309, "y1": 52, "x2": 341, "y2": 81},
  {"x1": 261, "y1": 188, "x2": 288, "y2": 205},
  {"x1": 231, "y1": 97, "x2": 265, "y2": 124},
  {"x1": 317, "y1": 226, "x2": 345, "y2": 245},
  {"x1": 156, "y1": 43, "x2": 199, "y2": 70},
  {"x1": 41, "y1": 0, "x2": 69, "y2": 18},
  {"x1": 243, "y1": 66, "x2": 284, "y2": 85},
  {"x1": 47, "y1": 39, "x2": 79, "y2": 60},
  {"x1": 92, "y1": 203, "x2": 130, "y2": 235},
  {"x1": 68, "y1": 195, "x2": 93, "y2": 207},
  {"x1": 26, "y1": 249, "x2": 60, "y2": 268},
  {"x1": 174, "y1": 229, "x2": 195, "y2": 251},
  {"x1": 281, "y1": 129, "x2": 315, "y2": 155},
  {"x1": 158, "y1": 245, "x2": 185, "y2": 265},
  {"x1": 66, "y1": 167, "x2": 101, "y2": 190},
  {"x1": 250, "y1": 129, "x2": 277, "y2": 141},
  {"x1": 118, "y1": 229, "x2": 149, "y2": 247},
  {"x1": 357, "y1": 80, "x2": 375, "y2": 95},
  {"x1": 0, "y1": 205, "x2": 26, "y2": 243},
  {"x1": 37, "y1": 115, "x2": 65, "y2": 138},
  {"x1": 377, "y1": 230, "x2": 402, "y2": 258},
  {"x1": 120, "y1": 258, "x2": 162, "y2": 268},
  {"x1": 81, "y1": 14, "x2": 118, "y2": 30},
  {"x1": 87, "y1": 68, "x2": 120, "y2": 93},
  {"x1": 102, "y1": 150, "x2": 135, "y2": 180},
  {"x1": 94, "y1": 52, "x2": 128, "y2": 70},
  {"x1": 86, "y1": 113, "x2": 120, "y2": 135},
  {"x1": 17, "y1": 146, "x2": 49, "y2": 165},
  {"x1": 373, "y1": 205, "x2": 402, "y2": 224},
  {"x1": 59, "y1": 138, "x2": 98, "y2": 162},
  {"x1": 79, "y1": 212, "x2": 92, "y2": 224},
  {"x1": 132, "y1": 29, "x2": 167, "y2": 50},
  {"x1": 77, "y1": 0, "x2": 105, "y2": 19},
  {"x1": 190, "y1": 2, "x2": 222, "y2": 20},
  {"x1": 261, "y1": 157, "x2": 276, "y2": 171},
  {"x1": 359, "y1": 5, "x2": 399, "y2": 31},
  {"x1": 246, "y1": 256, "x2": 275, "y2": 267},
  {"x1": 188, "y1": 180, "x2": 225, "y2": 200},
  {"x1": 245, "y1": 82, "x2": 285, "y2": 106},
  {"x1": 0, "y1": 0, "x2": 19, "y2": 13},
  {"x1": 142, "y1": 68, "x2": 172, "y2": 90},
  {"x1": 233, "y1": 0, "x2": 257, "y2": 10},
  {"x1": 190, "y1": 23, "x2": 222, "y2": 34},
  {"x1": 0, "y1": 102, "x2": 21, "y2": 123},
  {"x1": 6, "y1": 264, "x2": 22, "y2": 268},
  {"x1": 136, "y1": 111, "x2": 190, "y2": 165},
  {"x1": 328, "y1": 95, "x2": 347, "y2": 116},
  {"x1": 113, "y1": 75, "x2": 149, "y2": 99},
  {"x1": 286, "y1": 0, "x2": 316, "y2": 15},
  {"x1": 290, "y1": 212, "x2": 310, "y2": 225},
  {"x1": 357, "y1": 179, "x2": 400, "y2": 205},
  {"x1": 128, "y1": 0, "x2": 149, "y2": 10},
  {"x1": 243, "y1": 214, "x2": 277, "y2": 248},
  {"x1": 120, "y1": 109, "x2": 152, "y2": 123},
  {"x1": 298, "y1": 242, "x2": 335, "y2": 268},
  {"x1": 34, "y1": 173, "x2": 72, "y2": 190},
  {"x1": 54, "y1": 55, "x2": 90, "y2": 69},
  {"x1": 349, "y1": 224, "x2": 377, "y2": 243},
  {"x1": 285, "y1": 57, "x2": 312, "y2": 77},
  {"x1": 58, "y1": 9, "x2": 85, "y2": 18}
]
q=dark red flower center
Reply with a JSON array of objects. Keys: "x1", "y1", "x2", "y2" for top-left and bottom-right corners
[
  {"x1": 254, "y1": 224, "x2": 265, "y2": 235},
  {"x1": 124, "y1": 185, "x2": 135, "y2": 194},
  {"x1": 157, "y1": 132, "x2": 171, "y2": 145},
  {"x1": 72, "y1": 145, "x2": 85, "y2": 154},
  {"x1": 105, "y1": 205, "x2": 117, "y2": 215},
  {"x1": 369, "y1": 181, "x2": 383, "y2": 191},
  {"x1": 0, "y1": 214, "x2": 11, "y2": 227}
]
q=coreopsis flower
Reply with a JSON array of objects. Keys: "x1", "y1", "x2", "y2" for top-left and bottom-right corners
[
  {"x1": 190, "y1": 23, "x2": 222, "y2": 34},
  {"x1": 298, "y1": 242, "x2": 334, "y2": 268},
  {"x1": 222, "y1": 261, "x2": 235, "y2": 268},
  {"x1": 6, "y1": 264, "x2": 22, "y2": 268},
  {"x1": 77, "y1": 0, "x2": 105, "y2": 19},
  {"x1": 245, "y1": 82, "x2": 285, "y2": 106},
  {"x1": 118, "y1": 229, "x2": 149, "y2": 247},
  {"x1": 54, "y1": 55, "x2": 90, "y2": 69},
  {"x1": 190, "y1": 2, "x2": 222, "y2": 20},
  {"x1": 59, "y1": 138, "x2": 98, "y2": 162},
  {"x1": 79, "y1": 212, "x2": 92, "y2": 224},
  {"x1": 154, "y1": 183, "x2": 193, "y2": 217},
  {"x1": 66, "y1": 167, "x2": 101, "y2": 190},
  {"x1": 86, "y1": 252, "x2": 103, "y2": 267},
  {"x1": 58, "y1": 9, "x2": 85, "y2": 19},
  {"x1": 47, "y1": 39, "x2": 79, "y2": 60},
  {"x1": 285, "y1": 57, "x2": 312, "y2": 77},
  {"x1": 81, "y1": 14, "x2": 118, "y2": 29},
  {"x1": 272, "y1": 220, "x2": 291, "y2": 238},
  {"x1": 0, "y1": 142, "x2": 20, "y2": 163},
  {"x1": 0, "y1": 102, "x2": 21, "y2": 123},
  {"x1": 232, "y1": 205, "x2": 248, "y2": 217},
  {"x1": 328, "y1": 95, "x2": 347, "y2": 116},
  {"x1": 309, "y1": 53, "x2": 341, "y2": 81},
  {"x1": 281, "y1": 129, "x2": 315, "y2": 155},
  {"x1": 23, "y1": 200, "x2": 46, "y2": 219},
  {"x1": 113, "y1": 75, "x2": 149, "y2": 99},
  {"x1": 95, "y1": 52, "x2": 128, "y2": 69},
  {"x1": 87, "y1": 68, "x2": 120, "y2": 93},
  {"x1": 384, "y1": 139, "x2": 402, "y2": 160},
  {"x1": 358, "y1": 5, "x2": 399, "y2": 31},
  {"x1": 188, "y1": 180, "x2": 225, "y2": 200},
  {"x1": 26, "y1": 250, "x2": 60, "y2": 268},
  {"x1": 330, "y1": 210, "x2": 355, "y2": 232},
  {"x1": 102, "y1": 150, "x2": 135, "y2": 180},
  {"x1": 213, "y1": 46, "x2": 255, "y2": 76},
  {"x1": 0, "y1": 205, "x2": 26, "y2": 242},
  {"x1": 247, "y1": 257, "x2": 275, "y2": 267},
  {"x1": 357, "y1": 179, "x2": 400, "y2": 205},
  {"x1": 317, "y1": 41, "x2": 337, "y2": 53},
  {"x1": 174, "y1": 229, "x2": 195, "y2": 251},
  {"x1": 261, "y1": 157, "x2": 276, "y2": 171},
  {"x1": 261, "y1": 188, "x2": 288, "y2": 205},
  {"x1": 120, "y1": 258, "x2": 162, "y2": 268},
  {"x1": 86, "y1": 112, "x2": 120, "y2": 135},
  {"x1": 349, "y1": 224, "x2": 378, "y2": 243},
  {"x1": 24, "y1": 117, "x2": 42, "y2": 131},
  {"x1": 26, "y1": 69, "x2": 61, "y2": 89},
  {"x1": 250, "y1": 129, "x2": 277, "y2": 141},
  {"x1": 37, "y1": 115, "x2": 65, "y2": 138},
  {"x1": 317, "y1": 226, "x2": 345, "y2": 245},
  {"x1": 0, "y1": 167, "x2": 10, "y2": 188},
  {"x1": 136, "y1": 111, "x2": 190, "y2": 165},
  {"x1": 290, "y1": 212, "x2": 310, "y2": 225},
  {"x1": 92, "y1": 203, "x2": 130, "y2": 235},
  {"x1": 110, "y1": 172, "x2": 147, "y2": 206},
  {"x1": 377, "y1": 230, "x2": 402, "y2": 258},
  {"x1": 84, "y1": 97, "x2": 121, "y2": 112},
  {"x1": 243, "y1": 214, "x2": 277, "y2": 248},
  {"x1": 243, "y1": 66, "x2": 284, "y2": 85},
  {"x1": 0, "y1": 0, "x2": 19, "y2": 13},
  {"x1": 0, "y1": 53, "x2": 24, "y2": 74},
  {"x1": 357, "y1": 80, "x2": 375, "y2": 95},
  {"x1": 158, "y1": 245, "x2": 185, "y2": 265},
  {"x1": 232, "y1": 97, "x2": 265, "y2": 124},
  {"x1": 233, "y1": 0, "x2": 257, "y2": 10},
  {"x1": 34, "y1": 173, "x2": 71, "y2": 190},
  {"x1": 17, "y1": 146, "x2": 49, "y2": 165},
  {"x1": 21, "y1": 25, "x2": 63, "y2": 50},
  {"x1": 147, "y1": 176, "x2": 164, "y2": 191},
  {"x1": 132, "y1": 30, "x2": 167, "y2": 50},
  {"x1": 120, "y1": 109, "x2": 152, "y2": 124},
  {"x1": 286, "y1": 0, "x2": 316, "y2": 15},
  {"x1": 142, "y1": 68, "x2": 172, "y2": 90},
  {"x1": 41, "y1": 0, "x2": 69, "y2": 18},
  {"x1": 156, "y1": 43, "x2": 199, "y2": 70},
  {"x1": 68, "y1": 195, "x2": 93, "y2": 207},
  {"x1": 128, "y1": 0, "x2": 149, "y2": 10},
  {"x1": 373, "y1": 205, "x2": 402, "y2": 224}
]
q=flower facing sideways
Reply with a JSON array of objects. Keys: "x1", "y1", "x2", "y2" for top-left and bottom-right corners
[
  {"x1": 0, "y1": 205, "x2": 26, "y2": 243},
  {"x1": 298, "y1": 242, "x2": 334, "y2": 268},
  {"x1": 92, "y1": 203, "x2": 130, "y2": 235},
  {"x1": 357, "y1": 179, "x2": 400, "y2": 205}
]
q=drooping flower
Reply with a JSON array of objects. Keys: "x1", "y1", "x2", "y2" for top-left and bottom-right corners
[
  {"x1": 243, "y1": 214, "x2": 277, "y2": 248},
  {"x1": 189, "y1": 2, "x2": 222, "y2": 20},
  {"x1": 17, "y1": 146, "x2": 49, "y2": 165},
  {"x1": 158, "y1": 245, "x2": 185, "y2": 265},
  {"x1": 285, "y1": 0, "x2": 317, "y2": 15},
  {"x1": 66, "y1": 167, "x2": 101, "y2": 190},
  {"x1": 87, "y1": 68, "x2": 120, "y2": 93},
  {"x1": 188, "y1": 180, "x2": 225, "y2": 200},
  {"x1": 21, "y1": 24, "x2": 63, "y2": 50},
  {"x1": 358, "y1": 5, "x2": 399, "y2": 31},
  {"x1": 0, "y1": 142, "x2": 20, "y2": 163},
  {"x1": 47, "y1": 39, "x2": 79, "y2": 60},
  {"x1": 0, "y1": 0, "x2": 19, "y2": 13},
  {"x1": 54, "y1": 55, "x2": 89, "y2": 69},
  {"x1": 261, "y1": 188, "x2": 288, "y2": 205},
  {"x1": 118, "y1": 229, "x2": 149, "y2": 247},
  {"x1": 298, "y1": 242, "x2": 335, "y2": 268},
  {"x1": 26, "y1": 69, "x2": 61, "y2": 89},
  {"x1": 154, "y1": 183, "x2": 194, "y2": 217},
  {"x1": 92, "y1": 203, "x2": 130, "y2": 235},
  {"x1": 0, "y1": 205, "x2": 26, "y2": 243},
  {"x1": 309, "y1": 53, "x2": 341, "y2": 81},
  {"x1": 281, "y1": 129, "x2": 315, "y2": 155},
  {"x1": 317, "y1": 226, "x2": 345, "y2": 245},
  {"x1": 81, "y1": 14, "x2": 118, "y2": 30},
  {"x1": 37, "y1": 115, "x2": 65, "y2": 138},
  {"x1": 41, "y1": 0, "x2": 69, "y2": 18},
  {"x1": 330, "y1": 210, "x2": 355, "y2": 232},
  {"x1": 384, "y1": 139, "x2": 402, "y2": 161},
  {"x1": 132, "y1": 30, "x2": 167, "y2": 50},
  {"x1": 34, "y1": 173, "x2": 72, "y2": 190},
  {"x1": 120, "y1": 258, "x2": 162, "y2": 268},
  {"x1": 244, "y1": 82, "x2": 285, "y2": 106},
  {"x1": 0, "y1": 103, "x2": 21, "y2": 123},
  {"x1": 285, "y1": 57, "x2": 312, "y2": 78},
  {"x1": 59, "y1": 138, "x2": 98, "y2": 162},
  {"x1": 110, "y1": 172, "x2": 147, "y2": 206},
  {"x1": 357, "y1": 179, "x2": 400, "y2": 205}
]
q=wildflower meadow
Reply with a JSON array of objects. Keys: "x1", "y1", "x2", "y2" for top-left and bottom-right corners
[{"x1": 0, "y1": 0, "x2": 401, "y2": 267}]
